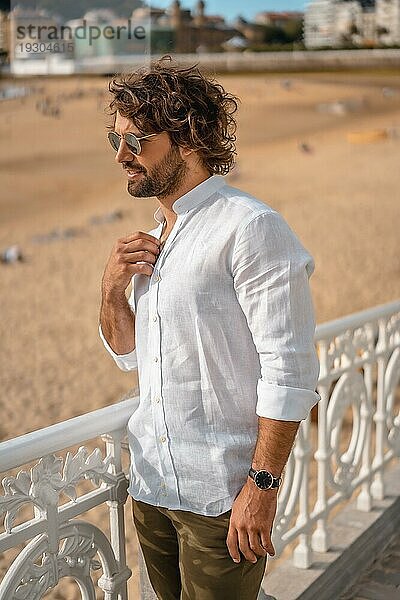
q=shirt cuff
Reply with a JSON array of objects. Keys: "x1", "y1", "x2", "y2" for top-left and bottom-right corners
[
  {"x1": 98, "y1": 324, "x2": 138, "y2": 372},
  {"x1": 256, "y1": 380, "x2": 321, "y2": 421}
]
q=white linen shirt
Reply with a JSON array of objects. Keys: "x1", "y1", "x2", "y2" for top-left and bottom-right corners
[{"x1": 100, "y1": 174, "x2": 320, "y2": 516}]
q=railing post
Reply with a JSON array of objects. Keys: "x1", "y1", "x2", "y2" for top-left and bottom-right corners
[
  {"x1": 371, "y1": 318, "x2": 388, "y2": 500},
  {"x1": 312, "y1": 340, "x2": 331, "y2": 553},
  {"x1": 102, "y1": 431, "x2": 132, "y2": 600},
  {"x1": 293, "y1": 416, "x2": 313, "y2": 568},
  {"x1": 357, "y1": 327, "x2": 374, "y2": 512}
]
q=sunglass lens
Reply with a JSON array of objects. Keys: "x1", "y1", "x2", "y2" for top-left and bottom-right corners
[
  {"x1": 108, "y1": 131, "x2": 121, "y2": 151},
  {"x1": 125, "y1": 133, "x2": 141, "y2": 155}
]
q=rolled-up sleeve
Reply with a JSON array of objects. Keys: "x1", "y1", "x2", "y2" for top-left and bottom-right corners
[
  {"x1": 99, "y1": 284, "x2": 138, "y2": 372},
  {"x1": 232, "y1": 211, "x2": 320, "y2": 421}
]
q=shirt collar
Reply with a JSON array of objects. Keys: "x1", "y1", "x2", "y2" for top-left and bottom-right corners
[{"x1": 153, "y1": 174, "x2": 226, "y2": 224}]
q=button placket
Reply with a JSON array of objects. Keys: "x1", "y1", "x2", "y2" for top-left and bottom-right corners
[
  {"x1": 148, "y1": 241, "x2": 164, "y2": 478},
  {"x1": 148, "y1": 214, "x2": 185, "y2": 507}
]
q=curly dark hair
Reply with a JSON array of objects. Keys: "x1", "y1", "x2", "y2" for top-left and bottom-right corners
[{"x1": 106, "y1": 56, "x2": 239, "y2": 175}]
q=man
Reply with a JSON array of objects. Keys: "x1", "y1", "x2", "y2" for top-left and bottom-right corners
[{"x1": 99, "y1": 58, "x2": 320, "y2": 600}]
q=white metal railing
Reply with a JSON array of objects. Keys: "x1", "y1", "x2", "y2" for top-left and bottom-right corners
[
  {"x1": 273, "y1": 299, "x2": 400, "y2": 568},
  {"x1": 0, "y1": 398, "x2": 138, "y2": 600},
  {"x1": 0, "y1": 300, "x2": 399, "y2": 597}
]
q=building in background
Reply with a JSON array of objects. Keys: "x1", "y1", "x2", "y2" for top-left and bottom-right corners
[
  {"x1": 141, "y1": 0, "x2": 240, "y2": 53},
  {"x1": 67, "y1": 8, "x2": 149, "y2": 60},
  {"x1": 376, "y1": 0, "x2": 400, "y2": 45},
  {"x1": 304, "y1": 0, "x2": 344, "y2": 47},
  {"x1": 304, "y1": 0, "x2": 400, "y2": 47},
  {"x1": 335, "y1": 0, "x2": 376, "y2": 45},
  {"x1": 360, "y1": 1, "x2": 378, "y2": 43}
]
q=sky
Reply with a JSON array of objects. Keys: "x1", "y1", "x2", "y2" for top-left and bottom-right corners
[{"x1": 151, "y1": 1, "x2": 306, "y2": 23}]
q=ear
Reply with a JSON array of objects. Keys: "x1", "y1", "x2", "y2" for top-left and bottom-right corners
[{"x1": 179, "y1": 146, "x2": 194, "y2": 158}]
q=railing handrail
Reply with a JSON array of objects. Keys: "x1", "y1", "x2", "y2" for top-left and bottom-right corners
[
  {"x1": 314, "y1": 299, "x2": 400, "y2": 341},
  {"x1": 0, "y1": 397, "x2": 138, "y2": 473}
]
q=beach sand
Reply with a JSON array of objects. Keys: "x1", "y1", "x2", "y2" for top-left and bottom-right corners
[{"x1": 0, "y1": 71, "x2": 399, "y2": 598}]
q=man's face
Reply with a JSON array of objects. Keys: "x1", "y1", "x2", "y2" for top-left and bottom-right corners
[{"x1": 113, "y1": 112, "x2": 188, "y2": 199}]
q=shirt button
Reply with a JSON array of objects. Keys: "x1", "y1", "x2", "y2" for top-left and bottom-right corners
[
  {"x1": 154, "y1": 356, "x2": 159, "y2": 363},
  {"x1": 154, "y1": 396, "x2": 161, "y2": 404},
  {"x1": 159, "y1": 435, "x2": 166, "y2": 443},
  {"x1": 153, "y1": 314, "x2": 158, "y2": 322}
]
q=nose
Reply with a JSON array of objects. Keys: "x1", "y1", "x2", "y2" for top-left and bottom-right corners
[{"x1": 115, "y1": 138, "x2": 134, "y2": 164}]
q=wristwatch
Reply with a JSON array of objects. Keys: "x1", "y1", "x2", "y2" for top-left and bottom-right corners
[{"x1": 248, "y1": 468, "x2": 281, "y2": 490}]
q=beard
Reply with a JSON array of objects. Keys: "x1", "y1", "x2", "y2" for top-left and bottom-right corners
[{"x1": 127, "y1": 144, "x2": 188, "y2": 199}]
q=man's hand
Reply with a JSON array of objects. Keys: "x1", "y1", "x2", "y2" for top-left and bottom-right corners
[
  {"x1": 226, "y1": 479, "x2": 277, "y2": 564},
  {"x1": 100, "y1": 231, "x2": 161, "y2": 356},
  {"x1": 102, "y1": 231, "x2": 161, "y2": 297}
]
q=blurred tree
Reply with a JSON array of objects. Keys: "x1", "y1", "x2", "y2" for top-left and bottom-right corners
[
  {"x1": 262, "y1": 19, "x2": 303, "y2": 45},
  {"x1": 282, "y1": 19, "x2": 303, "y2": 43},
  {"x1": 262, "y1": 24, "x2": 287, "y2": 45}
]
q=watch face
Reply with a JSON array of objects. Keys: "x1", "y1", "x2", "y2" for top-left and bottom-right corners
[{"x1": 254, "y1": 471, "x2": 274, "y2": 490}]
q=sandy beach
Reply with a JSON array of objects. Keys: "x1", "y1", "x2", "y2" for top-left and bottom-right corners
[{"x1": 1, "y1": 70, "x2": 400, "y2": 598}]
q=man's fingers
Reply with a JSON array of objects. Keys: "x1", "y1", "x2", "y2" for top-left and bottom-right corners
[
  {"x1": 134, "y1": 263, "x2": 154, "y2": 277},
  {"x1": 238, "y1": 529, "x2": 258, "y2": 563},
  {"x1": 123, "y1": 251, "x2": 158, "y2": 265},
  {"x1": 120, "y1": 231, "x2": 161, "y2": 246},
  {"x1": 123, "y1": 239, "x2": 160, "y2": 256},
  {"x1": 260, "y1": 531, "x2": 275, "y2": 557},
  {"x1": 248, "y1": 532, "x2": 267, "y2": 557},
  {"x1": 226, "y1": 527, "x2": 241, "y2": 563},
  {"x1": 119, "y1": 262, "x2": 154, "y2": 277}
]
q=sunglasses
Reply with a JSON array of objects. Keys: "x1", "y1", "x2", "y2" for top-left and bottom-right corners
[{"x1": 107, "y1": 131, "x2": 157, "y2": 155}]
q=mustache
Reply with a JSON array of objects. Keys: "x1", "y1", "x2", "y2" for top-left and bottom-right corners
[{"x1": 123, "y1": 162, "x2": 146, "y2": 173}]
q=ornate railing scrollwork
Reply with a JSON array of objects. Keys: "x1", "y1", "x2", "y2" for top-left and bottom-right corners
[
  {"x1": 0, "y1": 399, "x2": 138, "y2": 600},
  {"x1": 385, "y1": 347, "x2": 400, "y2": 454},
  {"x1": 0, "y1": 521, "x2": 130, "y2": 600},
  {"x1": 327, "y1": 368, "x2": 371, "y2": 494},
  {"x1": 1, "y1": 447, "x2": 116, "y2": 533}
]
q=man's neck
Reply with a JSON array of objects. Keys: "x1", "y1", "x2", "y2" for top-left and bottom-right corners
[{"x1": 157, "y1": 169, "x2": 212, "y2": 228}]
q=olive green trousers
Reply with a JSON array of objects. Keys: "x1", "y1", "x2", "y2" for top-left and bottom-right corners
[{"x1": 132, "y1": 498, "x2": 267, "y2": 600}]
